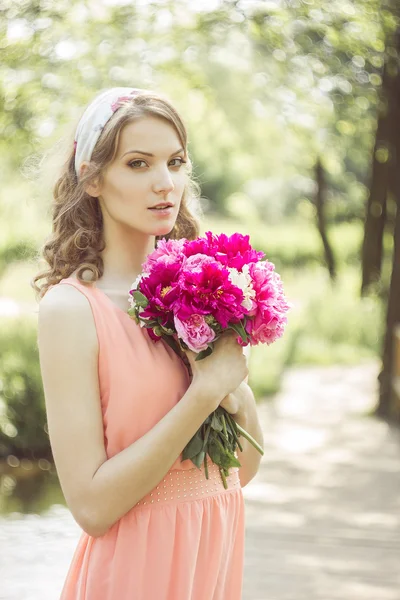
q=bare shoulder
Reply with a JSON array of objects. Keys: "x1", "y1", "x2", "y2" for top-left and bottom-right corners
[
  {"x1": 39, "y1": 281, "x2": 93, "y2": 315},
  {"x1": 38, "y1": 282, "x2": 98, "y2": 349}
]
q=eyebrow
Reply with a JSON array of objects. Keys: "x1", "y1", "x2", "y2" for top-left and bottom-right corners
[{"x1": 122, "y1": 147, "x2": 185, "y2": 158}]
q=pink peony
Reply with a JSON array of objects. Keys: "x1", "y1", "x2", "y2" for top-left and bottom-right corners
[
  {"x1": 142, "y1": 238, "x2": 186, "y2": 274},
  {"x1": 245, "y1": 261, "x2": 292, "y2": 345},
  {"x1": 183, "y1": 253, "x2": 215, "y2": 272},
  {"x1": 174, "y1": 314, "x2": 216, "y2": 352},
  {"x1": 246, "y1": 308, "x2": 287, "y2": 345}
]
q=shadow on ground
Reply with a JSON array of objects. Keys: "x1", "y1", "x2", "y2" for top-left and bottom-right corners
[{"x1": 242, "y1": 360, "x2": 400, "y2": 600}]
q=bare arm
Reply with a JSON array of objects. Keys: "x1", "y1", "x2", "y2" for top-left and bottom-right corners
[
  {"x1": 39, "y1": 287, "x2": 248, "y2": 537},
  {"x1": 89, "y1": 385, "x2": 212, "y2": 536},
  {"x1": 38, "y1": 285, "x2": 218, "y2": 538},
  {"x1": 232, "y1": 382, "x2": 264, "y2": 487}
]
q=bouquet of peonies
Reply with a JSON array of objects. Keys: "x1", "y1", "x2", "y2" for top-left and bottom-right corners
[{"x1": 128, "y1": 232, "x2": 291, "y2": 487}]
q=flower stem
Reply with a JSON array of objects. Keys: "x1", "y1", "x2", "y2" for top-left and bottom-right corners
[
  {"x1": 224, "y1": 413, "x2": 243, "y2": 452},
  {"x1": 221, "y1": 413, "x2": 228, "y2": 439},
  {"x1": 219, "y1": 467, "x2": 228, "y2": 489},
  {"x1": 234, "y1": 422, "x2": 264, "y2": 455},
  {"x1": 204, "y1": 452, "x2": 209, "y2": 479}
]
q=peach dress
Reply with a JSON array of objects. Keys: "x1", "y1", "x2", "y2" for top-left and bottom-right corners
[{"x1": 55, "y1": 276, "x2": 246, "y2": 600}]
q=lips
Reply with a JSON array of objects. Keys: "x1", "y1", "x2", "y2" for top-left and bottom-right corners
[{"x1": 148, "y1": 202, "x2": 174, "y2": 210}]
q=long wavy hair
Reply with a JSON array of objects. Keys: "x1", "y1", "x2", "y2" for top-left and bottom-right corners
[{"x1": 31, "y1": 89, "x2": 201, "y2": 300}]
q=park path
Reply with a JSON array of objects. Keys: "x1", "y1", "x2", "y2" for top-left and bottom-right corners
[
  {"x1": 1, "y1": 360, "x2": 399, "y2": 600},
  {"x1": 242, "y1": 360, "x2": 400, "y2": 600}
]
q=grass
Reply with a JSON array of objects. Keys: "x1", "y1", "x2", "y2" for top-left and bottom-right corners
[
  {"x1": 246, "y1": 261, "x2": 383, "y2": 398},
  {"x1": 0, "y1": 216, "x2": 385, "y2": 401}
]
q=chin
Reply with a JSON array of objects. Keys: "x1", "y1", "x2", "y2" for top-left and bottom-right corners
[{"x1": 153, "y1": 223, "x2": 175, "y2": 237}]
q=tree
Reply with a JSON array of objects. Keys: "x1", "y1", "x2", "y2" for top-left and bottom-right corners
[
  {"x1": 315, "y1": 157, "x2": 337, "y2": 280},
  {"x1": 376, "y1": 24, "x2": 400, "y2": 420}
]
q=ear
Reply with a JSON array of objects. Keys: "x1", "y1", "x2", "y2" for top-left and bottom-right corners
[{"x1": 79, "y1": 162, "x2": 101, "y2": 197}]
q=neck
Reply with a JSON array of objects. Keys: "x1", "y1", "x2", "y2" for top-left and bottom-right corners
[{"x1": 99, "y1": 225, "x2": 156, "y2": 289}]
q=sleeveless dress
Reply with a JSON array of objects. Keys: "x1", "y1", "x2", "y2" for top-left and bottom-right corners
[{"x1": 53, "y1": 276, "x2": 246, "y2": 600}]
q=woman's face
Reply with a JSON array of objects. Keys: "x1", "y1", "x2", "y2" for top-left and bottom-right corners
[{"x1": 92, "y1": 115, "x2": 188, "y2": 238}]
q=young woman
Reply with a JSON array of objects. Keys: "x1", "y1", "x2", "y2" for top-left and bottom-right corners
[{"x1": 33, "y1": 87, "x2": 262, "y2": 600}]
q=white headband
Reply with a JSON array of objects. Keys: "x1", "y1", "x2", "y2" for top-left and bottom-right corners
[{"x1": 73, "y1": 87, "x2": 149, "y2": 178}]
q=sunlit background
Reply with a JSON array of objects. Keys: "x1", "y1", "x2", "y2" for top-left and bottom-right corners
[{"x1": 0, "y1": 0, "x2": 399, "y2": 598}]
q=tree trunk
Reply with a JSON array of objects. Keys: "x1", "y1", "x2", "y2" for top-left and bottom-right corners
[
  {"x1": 315, "y1": 157, "x2": 336, "y2": 281},
  {"x1": 377, "y1": 192, "x2": 400, "y2": 419},
  {"x1": 376, "y1": 26, "x2": 400, "y2": 420},
  {"x1": 360, "y1": 69, "x2": 390, "y2": 296}
]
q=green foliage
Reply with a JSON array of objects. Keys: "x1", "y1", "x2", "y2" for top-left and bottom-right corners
[
  {"x1": 288, "y1": 267, "x2": 384, "y2": 365},
  {"x1": 1, "y1": 0, "x2": 393, "y2": 218},
  {"x1": 0, "y1": 178, "x2": 48, "y2": 279},
  {"x1": 205, "y1": 215, "x2": 367, "y2": 270},
  {"x1": 248, "y1": 261, "x2": 383, "y2": 398},
  {"x1": 0, "y1": 316, "x2": 49, "y2": 460},
  {"x1": 0, "y1": 0, "x2": 393, "y2": 451}
]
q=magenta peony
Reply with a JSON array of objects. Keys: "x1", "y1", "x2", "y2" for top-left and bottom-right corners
[
  {"x1": 129, "y1": 231, "x2": 291, "y2": 352},
  {"x1": 176, "y1": 259, "x2": 245, "y2": 328},
  {"x1": 126, "y1": 231, "x2": 290, "y2": 487},
  {"x1": 138, "y1": 261, "x2": 181, "y2": 328},
  {"x1": 184, "y1": 231, "x2": 265, "y2": 271}
]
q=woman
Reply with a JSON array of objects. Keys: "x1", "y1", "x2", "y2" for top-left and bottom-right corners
[{"x1": 33, "y1": 87, "x2": 261, "y2": 599}]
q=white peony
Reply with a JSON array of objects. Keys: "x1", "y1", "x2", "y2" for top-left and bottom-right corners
[{"x1": 227, "y1": 265, "x2": 256, "y2": 311}]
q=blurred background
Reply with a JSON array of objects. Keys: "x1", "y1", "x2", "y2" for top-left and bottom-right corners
[{"x1": 0, "y1": 1, "x2": 399, "y2": 599}]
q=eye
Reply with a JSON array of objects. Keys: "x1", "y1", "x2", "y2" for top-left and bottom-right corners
[
  {"x1": 170, "y1": 157, "x2": 187, "y2": 167},
  {"x1": 128, "y1": 159, "x2": 147, "y2": 168},
  {"x1": 127, "y1": 157, "x2": 187, "y2": 169}
]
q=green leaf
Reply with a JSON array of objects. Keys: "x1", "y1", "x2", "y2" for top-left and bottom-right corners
[
  {"x1": 132, "y1": 290, "x2": 149, "y2": 307},
  {"x1": 228, "y1": 321, "x2": 248, "y2": 343},
  {"x1": 191, "y1": 450, "x2": 205, "y2": 469},
  {"x1": 195, "y1": 345, "x2": 214, "y2": 361},
  {"x1": 182, "y1": 430, "x2": 204, "y2": 460},
  {"x1": 127, "y1": 308, "x2": 140, "y2": 323},
  {"x1": 210, "y1": 412, "x2": 223, "y2": 432},
  {"x1": 161, "y1": 334, "x2": 182, "y2": 357},
  {"x1": 160, "y1": 324, "x2": 175, "y2": 335},
  {"x1": 220, "y1": 448, "x2": 242, "y2": 469},
  {"x1": 213, "y1": 436, "x2": 241, "y2": 469},
  {"x1": 207, "y1": 437, "x2": 222, "y2": 464},
  {"x1": 202, "y1": 423, "x2": 212, "y2": 449}
]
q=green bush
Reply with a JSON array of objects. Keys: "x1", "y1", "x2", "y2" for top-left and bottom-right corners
[
  {"x1": 245, "y1": 263, "x2": 383, "y2": 398},
  {"x1": 204, "y1": 216, "x2": 362, "y2": 270},
  {"x1": 0, "y1": 315, "x2": 49, "y2": 460}
]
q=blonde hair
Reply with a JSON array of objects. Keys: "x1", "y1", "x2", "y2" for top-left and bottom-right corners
[{"x1": 31, "y1": 90, "x2": 201, "y2": 300}]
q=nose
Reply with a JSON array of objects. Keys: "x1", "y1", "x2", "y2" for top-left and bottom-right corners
[{"x1": 152, "y1": 165, "x2": 175, "y2": 195}]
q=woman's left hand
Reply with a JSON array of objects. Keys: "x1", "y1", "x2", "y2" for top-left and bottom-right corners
[{"x1": 219, "y1": 382, "x2": 246, "y2": 415}]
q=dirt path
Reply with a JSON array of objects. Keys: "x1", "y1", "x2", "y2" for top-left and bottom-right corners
[
  {"x1": 1, "y1": 360, "x2": 399, "y2": 600},
  {"x1": 242, "y1": 360, "x2": 400, "y2": 600}
]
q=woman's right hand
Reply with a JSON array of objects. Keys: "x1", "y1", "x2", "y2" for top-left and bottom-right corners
[{"x1": 184, "y1": 331, "x2": 249, "y2": 413}]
